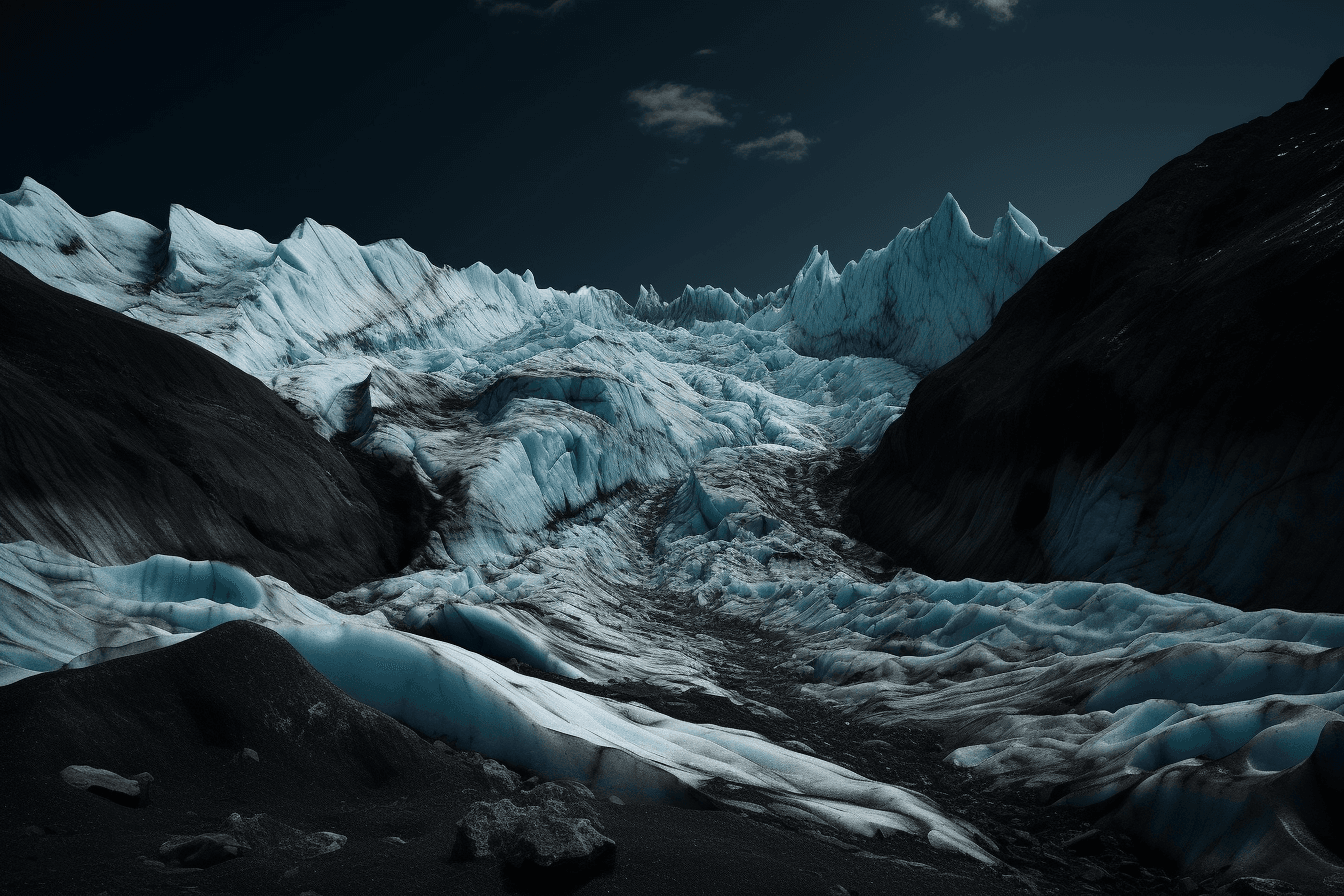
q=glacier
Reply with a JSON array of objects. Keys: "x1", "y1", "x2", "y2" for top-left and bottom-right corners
[{"x1": 3, "y1": 176, "x2": 1343, "y2": 887}]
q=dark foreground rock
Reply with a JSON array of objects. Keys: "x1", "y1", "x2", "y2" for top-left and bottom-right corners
[
  {"x1": 158, "y1": 832, "x2": 250, "y2": 868},
  {"x1": 0, "y1": 618, "x2": 1072, "y2": 896},
  {"x1": 848, "y1": 59, "x2": 1344, "y2": 612},
  {"x1": 453, "y1": 782, "x2": 616, "y2": 888},
  {"x1": 60, "y1": 765, "x2": 153, "y2": 808},
  {"x1": 0, "y1": 254, "x2": 434, "y2": 596}
]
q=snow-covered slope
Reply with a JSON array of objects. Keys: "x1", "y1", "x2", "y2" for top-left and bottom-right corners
[
  {"x1": 635, "y1": 194, "x2": 1059, "y2": 373},
  {"x1": 0, "y1": 179, "x2": 1056, "y2": 380}
]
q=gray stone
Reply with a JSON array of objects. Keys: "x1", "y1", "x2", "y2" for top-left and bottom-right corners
[
  {"x1": 479, "y1": 758, "x2": 521, "y2": 792},
  {"x1": 225, "y1": 812, "x2": 346, "y2": 857},
  {"x1": 60, "y1": 765, "x2": 150, "y2": 807},
  {"x1": 452, "y1": 797, "x2": 614, "y2": 880},
  {"x1": 159, "y1": 833, "x2": 249, "y2": 868}
]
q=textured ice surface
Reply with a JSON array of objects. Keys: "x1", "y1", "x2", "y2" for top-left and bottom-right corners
[
  {"x1": 649, "y1": 449, "x2": 1344, "y2": 882},
  {"x1": 0, "y1": 540, "x2": 992, "y2": 861},
  {"x1": 5, "y1": 179, "x2": 1339, "y2": 882}
]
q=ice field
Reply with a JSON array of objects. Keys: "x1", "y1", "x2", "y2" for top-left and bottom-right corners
[{"x1": 3, "y1": 178, "x2": 1343, "y2": 880}]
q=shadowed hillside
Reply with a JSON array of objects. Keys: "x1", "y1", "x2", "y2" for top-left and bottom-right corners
[
  {"x1": 849, "y1": 59, "x2": 1344, "y2": 612},
  {"x1": 0, "y1": 255, "x2": 433, "y2": 595}
]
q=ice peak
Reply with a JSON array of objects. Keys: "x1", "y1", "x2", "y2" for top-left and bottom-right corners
[
  {"x1": 1005, "y1": 202, "x2": 1042, "y2": 241},
  {"x1": 2, "y1": 176, "x2": 52, "y2": 207},
  {"x1": 928, "y1": 192, "x2": 977, "y2": 243},
  {"x1": 635, "y1": 284, "x2": 664, "y2": 312}
]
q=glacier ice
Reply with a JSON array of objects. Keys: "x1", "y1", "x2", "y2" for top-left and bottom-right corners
[
  {"x1": 4, "y1": 178, "x2": 1340, "y2": 884},
  {"x1": 648, "y1": 447, "x2": 1344, "y2": 882},
  {"x1": 0, "y1": 540, "x2": 993, "y2": 862}
]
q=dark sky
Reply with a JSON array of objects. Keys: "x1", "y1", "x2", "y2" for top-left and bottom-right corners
[{"x1": 3, "y1": 1, "x2": 1341, "y2": 300}]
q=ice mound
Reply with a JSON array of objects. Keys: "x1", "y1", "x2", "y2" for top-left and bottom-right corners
[{"x1": 0, "y1": 540, "x2": 993, "y2": 862}]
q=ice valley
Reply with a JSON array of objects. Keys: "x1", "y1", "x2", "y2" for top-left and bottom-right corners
[{"x1": 3, "y1": 70, "x2": 1344, "y2": 894}]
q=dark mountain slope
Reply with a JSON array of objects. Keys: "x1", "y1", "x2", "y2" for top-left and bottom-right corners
[
  {"x1": 0, "y1": 254, "x2": 432, "y2": 595},
  {"x1": 848, "y1": 59, "x2": 1344, "y2": 612}
]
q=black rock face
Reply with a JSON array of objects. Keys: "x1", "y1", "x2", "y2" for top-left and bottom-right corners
[
  {"x1": 0, "y1": 621, "x2": 442, "y2": 796},
  {"x1": 848, "y1": 59, "x2": 1344, "y2": 612},
  {"x1": 0, "y1": 255, "x2": 431, "y2": 595}
]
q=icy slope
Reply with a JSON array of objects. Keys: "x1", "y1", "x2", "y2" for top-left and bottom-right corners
[
  {"x1": 650, "y1": 446, "x2": 1344, "y2": 887},
  {"x1": 635, "y1": 194, "x2": 1059, "y2": 373},
  {"x1": 0, "y1": 181, "x2": 919, "y2": 576},
  {"x1": 0, "y1": 539, "x2": 993, "y2": 862}
]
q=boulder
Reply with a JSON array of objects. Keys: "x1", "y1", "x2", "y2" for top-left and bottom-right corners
[
  {"x1": 159, "y1": 833, "x2": 249, "y2": 868},
  {"x1": 60, "y1": 765, "x2": 152, "y2": 808},
  {"x1": 452, "y1": 783, "x2": 614, "y2": 883}
]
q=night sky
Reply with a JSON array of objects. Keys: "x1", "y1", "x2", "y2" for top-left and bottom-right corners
[{"x1": 4, "y1": 1, "x2": 1341, "y2": 300}]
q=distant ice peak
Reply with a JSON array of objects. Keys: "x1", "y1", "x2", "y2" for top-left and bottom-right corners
[{"x1": 635, "y1": 193, "x2": 1059, "y2": 372}]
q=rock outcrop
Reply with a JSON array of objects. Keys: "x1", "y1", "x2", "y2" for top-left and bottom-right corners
[
  {"x1": 0, "y1": 255, "x2": 433, "y2": 595},
  {"x1": 849, "y1": 59, "x2": 1344, "y2": 612}
]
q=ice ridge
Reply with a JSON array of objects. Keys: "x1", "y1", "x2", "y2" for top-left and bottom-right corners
[{"x1": 634, "y1": 193, "x2": 1059, "y2": 373}]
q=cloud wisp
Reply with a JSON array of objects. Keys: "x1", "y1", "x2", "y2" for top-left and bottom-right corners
[
  {"x1": 927, "y1": 5, "x2": 963, "y2": 28},
  {"x1": 693, "y1": 48, "x2": 716, "y2": 56},
  {"x1": 926, "y1": 0, "x2": 1020, "y2": 27},
  {"x1": 474, "y1": 0, "x2": 579, "y2": 17},
  {"x1": 733, "y1": 129, "x2": 818, "y2": 163},
  {"x1": 627, "y1": 83, "x2": 729, "y2": 140},
  {"x1": 972, "y1": 0, "x2": 1019, "y2": 22}
]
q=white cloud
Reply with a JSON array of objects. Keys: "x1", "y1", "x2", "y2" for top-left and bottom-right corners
[
  {"x1": 694, "y1": 48, "x2": 716, "y2": 56},
  {"x1": 972, "y1": 0, "x2": 1019, "y2": 22},
  {"x1": 733, "y1": 129, "x2": 818, "y2": 163},
  {"x1": 927, "y1": 5, "x2": 962, "y2": 28},
  {"x1": 627, "y1": 83, "x2": 729, "y2": 139},
  {"x1": 769, "y1": 112, "x2": 793, "y2": 126},
  {"x1": 474, "y1": 0, "x2": 578, "y2": 17}
]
